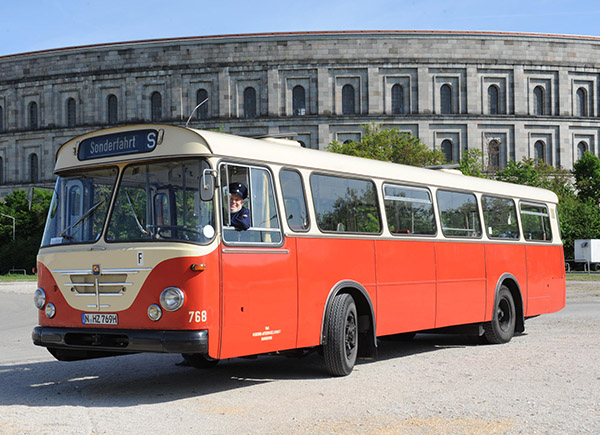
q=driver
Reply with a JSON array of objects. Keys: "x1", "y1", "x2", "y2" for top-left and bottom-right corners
[{"x1": 229, "y1": 182, "x2": 250, "y2": 231}]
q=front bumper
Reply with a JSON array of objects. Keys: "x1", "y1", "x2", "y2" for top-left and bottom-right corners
[{"x1": 32, "y1": 326, "x2": 208, "y2": 355}]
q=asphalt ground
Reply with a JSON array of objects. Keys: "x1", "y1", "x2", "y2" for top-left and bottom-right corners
[{"x1": 0, "y1": 281, "x2": 598, "y2": 434}]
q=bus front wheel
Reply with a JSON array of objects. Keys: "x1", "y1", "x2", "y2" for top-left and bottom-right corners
[
  {"x1": 323, "y1": 293, "x2": 358, "y2": 376},
  {"x1": 483, "y1": 286, "x2": 516, "y2": 344},
  {"x1": 181, "y1": 353, "x2": 219, "y2": 369}
]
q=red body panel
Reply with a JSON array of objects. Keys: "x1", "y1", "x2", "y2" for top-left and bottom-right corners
[
  {"x1": 219, "y1": 239, "x2": 298, "y2": 359},
  {"x1": 375, "y1": 240, "x2": 436, "y2": 335}
]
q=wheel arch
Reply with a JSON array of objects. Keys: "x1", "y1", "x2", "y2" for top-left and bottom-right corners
[
  {"x1": 494, "y1": 273, "x2": 525, "y2": 333},
  {"x1": 320, "y1": 280, "x2": 377, "y2": 359}
]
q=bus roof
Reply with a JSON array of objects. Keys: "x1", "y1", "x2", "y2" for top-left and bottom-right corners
[{"x1": 55, "y1": 124, "x2": 558, "y2": 205}]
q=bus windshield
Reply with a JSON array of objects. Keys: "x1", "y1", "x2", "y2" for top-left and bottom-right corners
[
  {"x1": 42, "y1": 167, "x2": 118, "y2": 246},
  {"x1": 106, "y1": 159, "x2": 215, "y2": 244}
]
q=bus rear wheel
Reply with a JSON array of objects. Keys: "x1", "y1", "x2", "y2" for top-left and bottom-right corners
[
  {"x1": 483, "y1": 286, "x2": 516, "y2": 344},
  {"x1": 324, "y1": 293, "x2": 358, "y2": 376},
  {"x1": 181, "y1": 353, "x2": 219, "y2": 369}
]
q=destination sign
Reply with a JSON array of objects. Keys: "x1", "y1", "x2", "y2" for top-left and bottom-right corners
[{"x1": 78, "y1": 129, "x2": 158, "y2": 160}]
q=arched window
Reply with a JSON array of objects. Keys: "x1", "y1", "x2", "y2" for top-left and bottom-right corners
[
  {"x1": 488, "y1": 140, "x2": 501, "y2": 171},
  {"x1": 391, "y1": 84, "x2": 404, "y2": 115},
  {"x1": 0, "y1": 105, "x2": 4, "y2": 132},
  {"x1": 243, "y1": 87, "x2": 257, "y2": 118},
  {"x1": 534, "y1": 140, "x2": 546, "y2": 162},
  {"x1": 440, "y1": 84, "x2": 453, "y2": 114},
  {"x1": 342, "y1": 84, "x2": 355, "y2": 115},
  {"x1": 29, "y1": 101, "x2": 38, "y2": 129},
  {"x1": 196, "y1": 89, "x2": 209, "y2": 119},
  {"x1": 0, "y1": 156, "x2": 3, "y2": 184},
  {"x1": 488, "y1": 85, "x2": 500, "y2": 115},
  {"x1": 292, "y1": 85, "x2": 306, "y2": 116},
  {"x1": 533, "y1": 86, "x2": 545, "y2": 116},
  {"x1": 151, "y1": 91, "x2": 162, "y2": 122},
  {"x1": 576, "y1": 88, "x2": 588, "y2": 117},
  {"x1": 577, "y1": 141, "x2": 588, "y2": 161},
  {"x1": 66, "y1": 98, "x2": 76, "y2": 127},
  {"x1": 30, "y1": 153, "x2": 39, "y2": 183},
  {"x1": 441, "y1": 139, "x2": 454, "y2": 163},
  {"x1": 107, "y1": 94, "x2": 118, "y2": 124}
]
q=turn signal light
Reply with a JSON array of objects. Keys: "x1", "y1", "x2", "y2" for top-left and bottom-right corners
[{"x1": 190, "y1": 263, "x2": 206, "y2": 272}]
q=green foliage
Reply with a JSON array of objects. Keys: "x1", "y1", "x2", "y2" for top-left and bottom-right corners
[
  {"x1": 327, "y1": 123, "x2": 445, "y2": 167},
  {"x1": 573, "y1": 151, "x2": 600, "y2": 204},
  {"x1": 494, "y1": 158, "x2": 574, "y2": 197},
  {"x1": 0, "y1": 189, "x2": 52, "y2": 274},
  {"x1": 458, "y1": 149, "x2": 486, "y2": 177},
  {"x1": 558, "y1": 196, "x2": 600, "y2": 257}
]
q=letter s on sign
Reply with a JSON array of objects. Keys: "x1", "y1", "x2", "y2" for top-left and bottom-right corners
[{"x1": 147, "y1": 132, "x2": 156, "y2": 150}]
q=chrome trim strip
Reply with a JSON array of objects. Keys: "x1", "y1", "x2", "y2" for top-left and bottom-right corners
[{"x1": 221, "y1": 248, "x2": 290, "y2": 254}]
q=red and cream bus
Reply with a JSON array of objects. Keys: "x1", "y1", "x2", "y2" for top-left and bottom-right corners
[{"x1": 32, "y1": 125, "x2": 565, "y2": 376}]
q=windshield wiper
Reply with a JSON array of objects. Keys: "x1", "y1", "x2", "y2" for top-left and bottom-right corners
[
  {"x1": 125, "y1": 191, "x2": 151, "y2": 236},
  {"x1": 60, "y1": 199, "x2": 106, "y2": 240}
]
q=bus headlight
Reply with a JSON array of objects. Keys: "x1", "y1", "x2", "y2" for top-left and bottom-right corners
[
  {"x1": 160, "y1": 287, "x2": 185, "y2": 312},
  {"x1": 148, "y1": 304, "x2": 162, "y2": 321},
  {"x1": 34, "y1": 288, "x2": 46, "y2": 310},
  {"x1": 45, "y1": 303, "x2": 56, "y2": 318}
]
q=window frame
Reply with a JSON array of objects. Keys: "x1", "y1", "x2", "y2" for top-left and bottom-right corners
[
  {"x1": 436, "y1": 189, "x2": 483, "y2": 239},
  {"x1": 519, "y1": 201, "x2": 553, "y2": 243},
  {"x1": 382, "y1": 183, "x2": 437, "y2": 237},
  {"x1": 279, "y1": 168, "x2": 310, "y2": 233},
  {"x1": 310, "y1": 172, "x2": 382, "y2": 235},
  {"x1": 481, "y1": 194, "x2": 520, "y2": 240},
  {"x1": 219, "y1": 161, "x2": 284, "y2": 247}
]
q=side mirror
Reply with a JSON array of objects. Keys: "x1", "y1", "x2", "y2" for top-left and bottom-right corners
[{"x1": 200, "y1": 169, "x2": 216, "y2": 201}]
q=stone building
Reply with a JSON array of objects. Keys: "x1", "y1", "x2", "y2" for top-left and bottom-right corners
[{"x1": 1, "y1": 30, "x2": 600, "y2": 197}]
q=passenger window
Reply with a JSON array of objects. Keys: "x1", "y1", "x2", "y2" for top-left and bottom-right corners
[
  {"x1": 520, "y1": 202, "x2": 552, "y2": 241},
  {"x1": 482, "y1": 195, "x2": 519, "y2": 239},
  {"x1": 437, "y1": 190, "x2": 482, "y2": 238},
  {"x1": 280, "y1": 169, "x2": 309, "y2": 231},
  {"x1": 310, "y1": 174, "x2": 381, "y2": 233},
  {"x1": 383, "y1": 184, "x2": 436, "y2": 235},
  {"x1": 220, "y1": 163, "x2": 282, "y2": 244}
]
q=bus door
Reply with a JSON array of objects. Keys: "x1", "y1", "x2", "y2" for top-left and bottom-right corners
[{"x1": 218, "y1": 164, "x2": 298, "y2": 359}]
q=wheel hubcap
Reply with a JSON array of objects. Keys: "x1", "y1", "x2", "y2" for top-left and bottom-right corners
[{"x1": 345, "y1": 312, "x2": 357, "y2": 358}]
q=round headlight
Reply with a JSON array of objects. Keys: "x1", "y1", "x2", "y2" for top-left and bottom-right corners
[
  {"x1": 34, "y1": 288, "x2": 46, "y2": 310},
  {"x1": 45, "y1": 303, "x2": 56, "y2": 318},
  {"x1": 160, "y1": 287, "x2": 185, "y2": 312},
  {"x1": 148, "y1": 304, "x2": 162, "y2": 321}
]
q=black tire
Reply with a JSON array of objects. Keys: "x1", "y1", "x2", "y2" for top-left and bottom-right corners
[
  {"x1": 181, "y1": 353, "x2": 219, "y2": 369},
  {"x1": 483, "y1": 286, "x2": 516, "y2": 344},
  {"x1": 323, "y1": 293, "x2": 358, "y2": 376}
]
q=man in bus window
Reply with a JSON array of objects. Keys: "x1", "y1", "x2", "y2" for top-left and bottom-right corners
[{"x1": 229, "y1": 182, "x2": 250, "y2": 231}]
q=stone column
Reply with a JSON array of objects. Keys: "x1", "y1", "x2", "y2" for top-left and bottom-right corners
[
  {"x1": 417, "y1": 67, "x2": 431, "y2": 114},
  {"x1": 368, "y1": 67, "x2": 381, "y2": 115},
  {"x1": 466, "y1": 66, "x2": 479, "y2": 115},
  {"x1": 267, "y1": 69, "x2": 279, "y2": 116},
  {"x1": 513, "y1": 66, "x2": 527, "y2": 116},
  {"x1": 218, "y1": 68, "x2": 231, "y2": 118},
  {"x1": 317, "y1": 67, "x2": 332, "y2": 116},
  {"x1": 558, "y1": 68, "x2": 570, "y2": 117}
]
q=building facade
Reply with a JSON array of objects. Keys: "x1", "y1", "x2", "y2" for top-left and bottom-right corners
[{"x1": 1, "y1": 30, "x2": 600, "y2": 196}]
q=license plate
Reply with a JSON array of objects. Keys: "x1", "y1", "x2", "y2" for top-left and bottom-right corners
[{"x1": 82, "y1": 313, "x2": 118, "y2": 325}]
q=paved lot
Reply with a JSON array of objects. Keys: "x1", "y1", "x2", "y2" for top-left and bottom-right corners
[{"x1": 0, "y1": 281, "x2": 598, "y2": 434}]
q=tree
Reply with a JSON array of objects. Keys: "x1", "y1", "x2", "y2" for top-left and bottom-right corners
[
  {"x1": 573, "y1": 151, "x2": 600, "y2": 204},
  {"x1": 327, "y1": 123, "x2": 445, "y2": 167},
  {"x1": 458, "y1": 149, "x2": 485, "y2": 177},
  {"x1": 0, "y1": 190, "x2": 51, "y2": 274}
]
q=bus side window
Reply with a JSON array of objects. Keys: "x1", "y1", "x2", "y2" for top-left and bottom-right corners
[
  {"x1": 221, "y1": 163, "x2": 282, "y2": 245},
  {"x1": 437, "y1": 190, "x2": 482, "y2": 238},
  {"x1": 520, "y1": 202, "x2": 552, "y2": 241},
  {"x1": 482, "y1": 195, "x2": 519, "y2": 239},
  {"x1": 383, "y1": 184, "x2": 436, "y2": 236},
  {"x1": 280, "y1": 169, "x2": 309, "y2": 231}
]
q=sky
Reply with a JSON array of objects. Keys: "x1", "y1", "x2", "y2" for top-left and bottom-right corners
[{"x1": 1, "y1": 0, "x2": 600, "y2": 57}]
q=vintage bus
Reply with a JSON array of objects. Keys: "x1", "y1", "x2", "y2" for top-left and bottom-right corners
[{"x1": 32, "y1": 125, "x2": 566, "y2": 376}]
